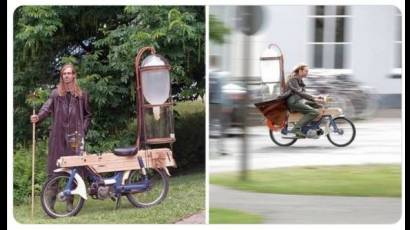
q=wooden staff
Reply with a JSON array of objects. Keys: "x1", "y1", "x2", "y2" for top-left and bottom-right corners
[{"x1": 31, "y1": 108, "x2": 36, "y2": 219}]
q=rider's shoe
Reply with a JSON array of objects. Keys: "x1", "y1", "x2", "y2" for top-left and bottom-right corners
[
  {"x1": 295, "y1": 130, "x2": 306, "y2": 138},
  {"x1": 66, "y1": 199, "x2": 74, "y2": 212},
  {"x1": 66, "y1": 204, "x2": 74, "y2": 212},
  {"x1": 45, "y1": 195, "x2": 56, "y2": 212},
  {"x1": 45, "y1": 185, "x2": 57, "y2": 212},
  {"x1": 287, "y1": 128, "x2": 305, "y2": 138},
  {"x1": 284, "y1": 132, "x2": 297, "y2": 138}
]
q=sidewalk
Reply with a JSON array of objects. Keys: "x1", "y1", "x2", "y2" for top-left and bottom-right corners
[
  {"x1": 175, "y1": 211, "x2": 205, "y2": 224},
  {"x1": 210, "y1": 185, "x2": 402, "y2": 224},
  {"x1": 210, "y1": 116, "x2": 402, "y2": 173}
]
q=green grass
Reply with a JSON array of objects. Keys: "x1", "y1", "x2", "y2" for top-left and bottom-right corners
[
  {"x1": 210, "y1": 164, "x2": 401, "y2": 197},
  {"x1": 14, "y1": 172, "x2": 204, "y2": 224},
  {"x1": 209, "y1": 208, "x2": 263, "y2": 224}
]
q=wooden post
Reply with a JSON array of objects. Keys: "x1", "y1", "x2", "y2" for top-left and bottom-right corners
[{"x1": 31, "y1": 109, "x2": 35, "y2": 219}]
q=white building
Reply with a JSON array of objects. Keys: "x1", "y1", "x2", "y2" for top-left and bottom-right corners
[{"x1": 210, "y1": 5, "x2": 402, "y2": 108}]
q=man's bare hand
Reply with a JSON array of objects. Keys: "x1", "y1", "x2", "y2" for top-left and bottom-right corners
[
  {"x1": 31, "y1": 115, "x2": 39, "y2": 123},
  {"x1": 314, "y1": 96, "x2": 325, "y2": 104}
]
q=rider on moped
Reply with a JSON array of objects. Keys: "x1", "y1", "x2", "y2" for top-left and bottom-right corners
[{"x1": 283, "y1": 64, "x2": 325, "y2": 138}]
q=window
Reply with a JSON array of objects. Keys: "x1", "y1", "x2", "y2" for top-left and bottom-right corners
[
  {"x1": 308, "y1": 6, "x2": 351, "y2": 69},
  {"x1": 394, "y1": 10, "x2": 402, "y2": 68}
]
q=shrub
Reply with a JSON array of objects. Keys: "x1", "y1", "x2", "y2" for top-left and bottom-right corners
[
  {"x1": 13, "y1": 140, "x2": 48, "y2": 205},
  {"x1": 172, "y1": 102, "x2": 205, "y2": 171}
]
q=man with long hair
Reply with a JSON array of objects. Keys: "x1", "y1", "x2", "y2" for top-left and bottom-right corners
[
  {"x1": 30, "y1": 63, "x2": 92, "y2": 210},
  {"x1": 285, "y1": 64, "x2": 324, "y2": 138}
]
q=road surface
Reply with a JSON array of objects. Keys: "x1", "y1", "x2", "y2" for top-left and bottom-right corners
[{"x1": 209, "y1": 118, "x2": 403, "y2": 224}]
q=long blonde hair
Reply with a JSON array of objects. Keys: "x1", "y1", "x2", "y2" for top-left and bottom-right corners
[
  {"x1": 57, "y1": 64, "x2": 82, "y2": 97},
  {"x1": 291, "y1": 63, "x2": 308, "y2": 77}
]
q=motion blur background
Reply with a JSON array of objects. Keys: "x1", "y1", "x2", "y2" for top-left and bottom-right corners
[
  {"x1": 208, "y1": 6, "x2": 403, "y2": 224},
  {"x1": 209, "y1": 5, "x2": 402, "y2": 135}
]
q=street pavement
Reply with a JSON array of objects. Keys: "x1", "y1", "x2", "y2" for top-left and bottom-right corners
[
  {"x1": 210, "y1": 185, "x2": 402, "y2": 224},
  {"x1": 210, "y1": 118, "x2": 402, "y2": 173},
  {"x1": 209, "y1": 117, "x2": 403, "y2": 224}
]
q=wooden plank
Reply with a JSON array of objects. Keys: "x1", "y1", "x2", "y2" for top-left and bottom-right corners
[
  {"x1": 56, "y1": 148, "x2": 176, "y2": 173},
  {"x1": 288, "y1": 108, "x2": 342, "y2": 123},
  {"x1": 288, "y1": 113, "x2": 303, "y2": 123},
  {"x1": 89, "y1": 157, "x2": 177, "y2": 173},
  {"x1": 323, "y1": 108, "x2": 343, "y2": 117}
]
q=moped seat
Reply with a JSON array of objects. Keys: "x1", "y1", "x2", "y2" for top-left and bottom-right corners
[{"x1": 113, "y1": 146, "x2": 138, "y2": 156}]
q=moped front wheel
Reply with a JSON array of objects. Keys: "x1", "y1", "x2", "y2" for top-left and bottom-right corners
[
  {"x1": 327, "y1": 117, "x2": 356, "y2": 147},
  {"x1": 40, "y1": 173, "x2": 85, "y2": 218},
  {"x1": 126, "y1": 168, "x2": 169, "y2": 208}
]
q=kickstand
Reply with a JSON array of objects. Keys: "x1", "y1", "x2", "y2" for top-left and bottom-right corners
[{"x1": 115, "y1": 196, "x2": 121, "y2": 210}]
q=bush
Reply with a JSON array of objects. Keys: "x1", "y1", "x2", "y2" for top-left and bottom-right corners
[
  {"x1": 13, "y1": 141, "x2": 48, "y2": 205},
  {"x1": 172, "y1": 101, "x2": 205, "y2": 171}
]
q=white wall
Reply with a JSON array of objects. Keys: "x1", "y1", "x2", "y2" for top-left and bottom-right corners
[
  {"x1": 210, "y1": 6, "x2": 310, "y2": 77},
  {"x1": 258, "y1": 6, "x2": 310, "y2": 75},
  {"x1": 350, "y1": 5, "x2": 401, "y2": 94},
  {"x1": 210, "y1": 5, "x2": 402, "y2": 95}
]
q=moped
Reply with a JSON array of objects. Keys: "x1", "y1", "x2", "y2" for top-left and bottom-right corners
[
  {"x1": 40, "y1": 132, "x2": 175, "y2": 218},
  {"x1": 40, "y1": 47, "x2": 177, "y2": 218},
  {"x1": 256, "y1": 44, "x2": 356, "y2": 147},
  {"x1": 267, "y1": 96, "x2": 356, "y2": 147}
]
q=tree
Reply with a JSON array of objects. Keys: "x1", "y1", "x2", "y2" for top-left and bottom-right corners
[
  {"x1": 209, "y1": 14, "x2": 231, "y2": 44},
  {"x1": 13, "y1": 6, "x2": 205, "y2": 147}
]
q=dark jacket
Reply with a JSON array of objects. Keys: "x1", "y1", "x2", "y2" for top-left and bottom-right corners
[
  {"x1": 255, "y1": 76, "x2": 314, "y2": 126},
  {"x1": 283, "y1": 76, "x2": 315, "y2": 102},
  {"x1": 37, "y1": 89, "x2": 92, "y2": 175}
]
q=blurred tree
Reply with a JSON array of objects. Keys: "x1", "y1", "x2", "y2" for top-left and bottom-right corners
[{"x1": 209, "y1": 14, "x2": 231, "y2": 44}]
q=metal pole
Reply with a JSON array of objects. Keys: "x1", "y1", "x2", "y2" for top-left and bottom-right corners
[
  {"x1": 236, "y1": 5, "x2": 263, "y2": 180},
  {"x1": 240, "y1": 35, "x2": 250, "y2": 181},
  {"x1": 31, "y1": 108, "x2": 36, "y2": 219}
]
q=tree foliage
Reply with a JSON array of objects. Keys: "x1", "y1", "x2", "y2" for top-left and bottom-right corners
[
  {"x1": 209, "y1": 14, "x2": 231, "y2": 44},
  {"x1": 13, "y1": 6, "x2": 205, "y2": 146}
]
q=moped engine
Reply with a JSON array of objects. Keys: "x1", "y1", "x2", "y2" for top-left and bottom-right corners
[
  {"x1": 97, "y1": 186, "x2": 114, "y2": 200},
  {"x1": 306, "y1": 128, "x2": 324, "y2": 139},
  {"x1": 89, "y1": 182, "x2": 114, "y2": 200}
]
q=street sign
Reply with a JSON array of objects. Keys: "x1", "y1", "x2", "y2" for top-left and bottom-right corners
[{"x1": 236, "y1": 6, "x2": 264, "y2": 36}]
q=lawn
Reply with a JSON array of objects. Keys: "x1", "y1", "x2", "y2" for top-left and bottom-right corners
[
  {"x1": 14, "y1": 172, "x2": 205, "y2": 224},
  {"x1": 209, "y1": 208, "x2": 263, "y2": 224},
  {"x1": 210, "y1": 164, "x2": 401, "y2": 197}
]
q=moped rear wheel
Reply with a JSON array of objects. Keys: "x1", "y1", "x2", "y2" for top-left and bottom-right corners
[
  {"x1": 269, "y1": 124, "x2": 297, "y2": 147},
  {"x1": 327, "y1": 117, "x2": 356, "y2": 147},
  {"x1": 126, "y1": 168, "x2": 169, "y2": 208},
  {"x1": 40, "y1": 173, "x2": 85, "y2": 218}
]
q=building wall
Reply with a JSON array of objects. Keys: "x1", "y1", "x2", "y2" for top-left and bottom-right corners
[
  {"x1": 210, "y1": 6, "x2": 309, "y2": 77},
  {"x1": 350, "y1": 6, "x2": 401, "y2": 95},
  {"x1": 210, "y1": 5, "x2": 402, "y2": 107}
]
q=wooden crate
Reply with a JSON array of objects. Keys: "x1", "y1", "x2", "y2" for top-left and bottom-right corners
[
  {"x1": 56, "y1": 148, "x2": 176, "y2": 173},
  {"x1": 288, "y1": 108, "x2": 342, "y2": 123}
]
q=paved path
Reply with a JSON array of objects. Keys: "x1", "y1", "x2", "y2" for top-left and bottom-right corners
[
  {"x1": 209, "y1": 118, "x2": 403, "y2": 224},
  {"x1": 175, "y1": 211, "x2": 205, "y2": 224},
  {"x1": 210, "y1": 118, "x2": 402, "y2": 173},
  {"x1": 210, "y1": 185, "x2": 402, "y2": 224}
]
